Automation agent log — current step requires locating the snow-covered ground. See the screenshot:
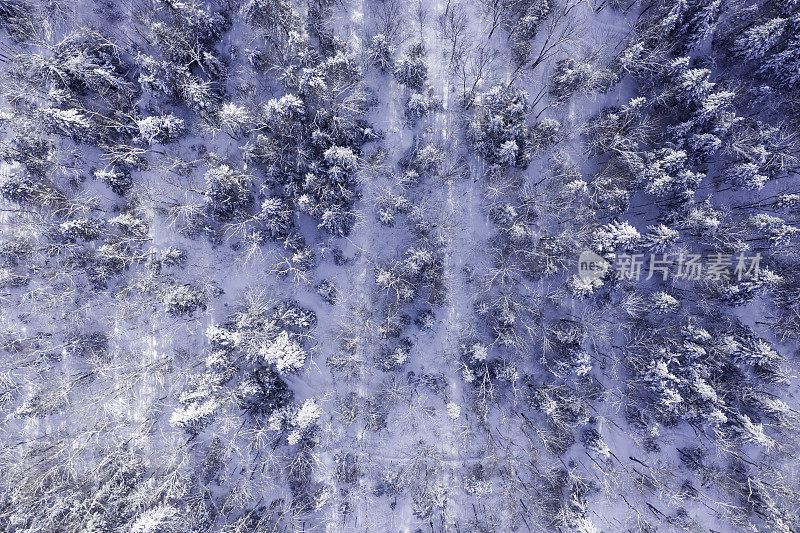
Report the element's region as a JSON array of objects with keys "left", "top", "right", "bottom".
[{"left": 0, "top": 0, "right": 799, "bottom": 531}]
